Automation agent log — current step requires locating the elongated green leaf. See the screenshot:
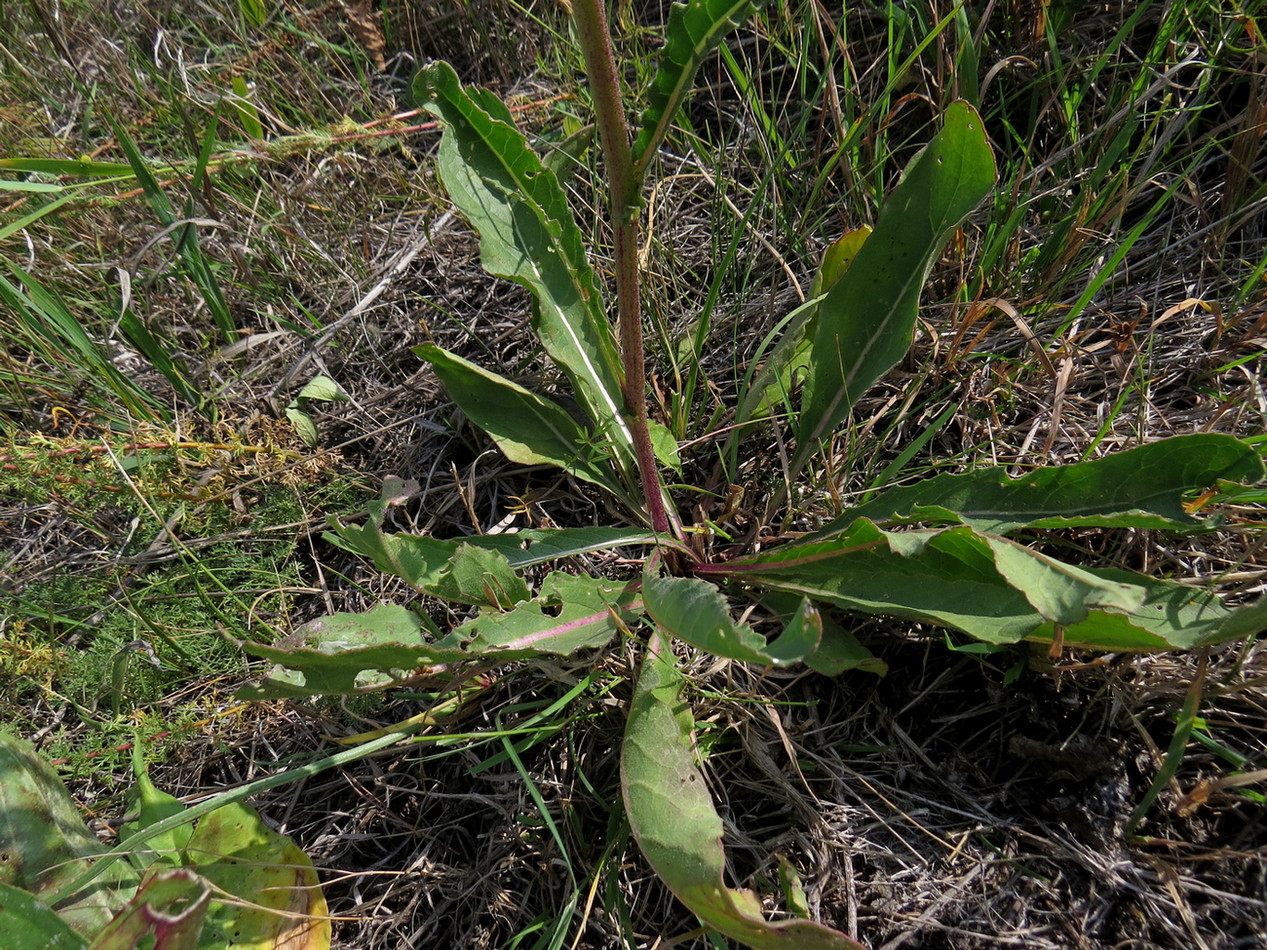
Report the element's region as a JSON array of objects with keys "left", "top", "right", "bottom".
[
  {"left": 328, "top": 519, "right": 690, "bottom": 593},
  {"left": 108, "top": 115, "right": 236, "bottom": 340},
  {"left": 631, "top": 0, "right": 771, "bottom": 178},
  {"left": 706, "top": 520, "right": 1266, "bottom": 651},
  {"left": 413, "top": 62, "right": 633, "bottom": 468},
  {"left": 418, "top": 343, "right": 621, "bottom": 493},
  {"left": 241, "top": 574, "right": 639, "bottom": 697},
  {"left": 642, "top": 573, "right": 818, "bottom": 666},
  {"left": 814, "top": 434, "right": 1264, "bottom": 536},
  {"left": 622, "top": 637, "right": 864, "bottom": 949},
  {"left": 0, "top": 158, "right": 135, "bottom": 177},
  {"left": 796, "top": 101, "right": 995, "bottom": 466},
  {"left": 0, "top": 264, "right": 164, "bottom": 421}
]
